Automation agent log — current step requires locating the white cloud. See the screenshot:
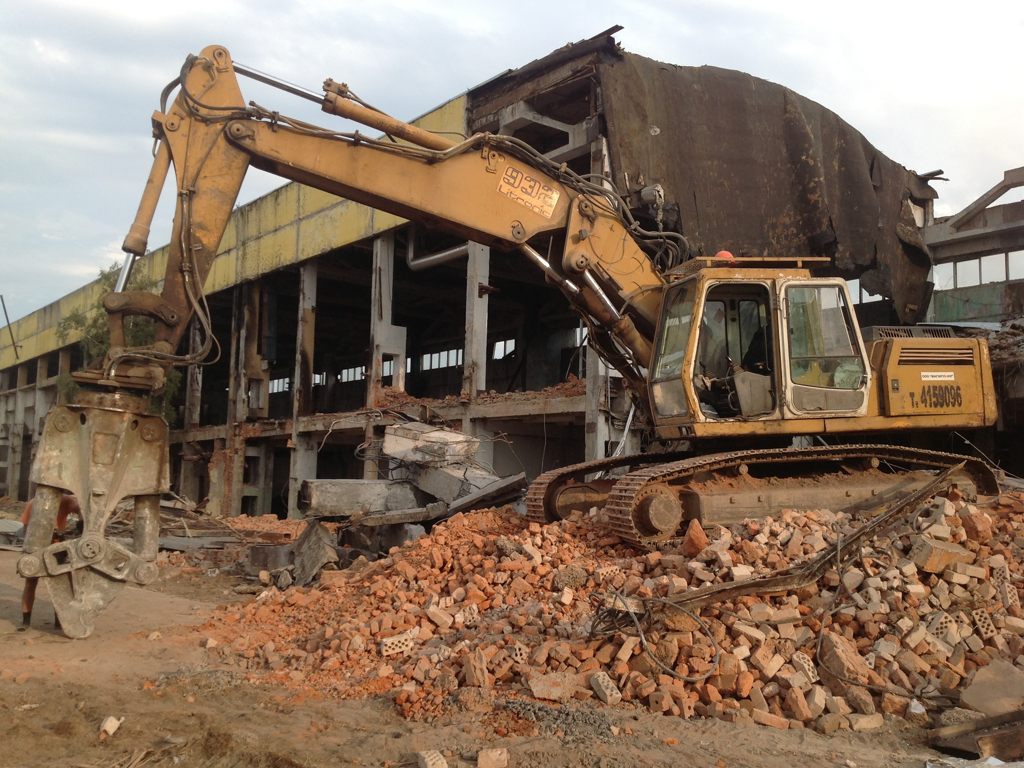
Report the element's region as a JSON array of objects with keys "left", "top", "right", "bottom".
[
  {"left": 0, "top": 0, "right": 1020, "bottom": 323},
  {"left": 30, "top": 38, "right": 71, "bottom": 66}
]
